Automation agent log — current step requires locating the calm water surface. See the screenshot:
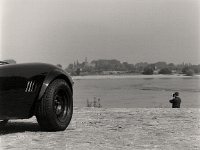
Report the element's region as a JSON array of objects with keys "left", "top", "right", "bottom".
[{"left": 73, "top": 76, "right": 200, "bottom": 108}]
